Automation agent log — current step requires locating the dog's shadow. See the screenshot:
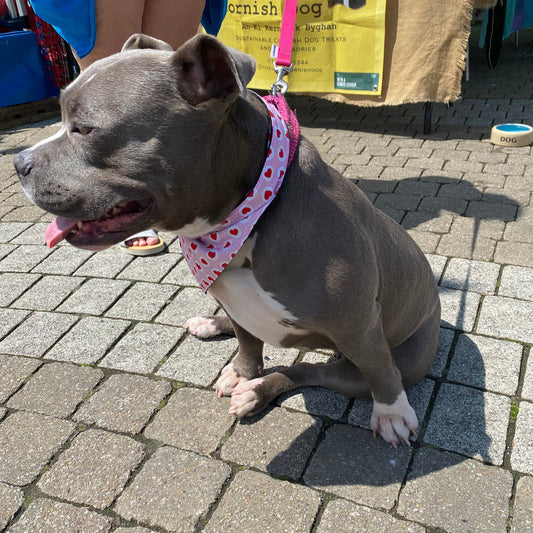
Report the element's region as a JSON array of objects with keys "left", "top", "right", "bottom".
[{"left": 259, "top": 324, "right": 494, "bottom": 490}]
